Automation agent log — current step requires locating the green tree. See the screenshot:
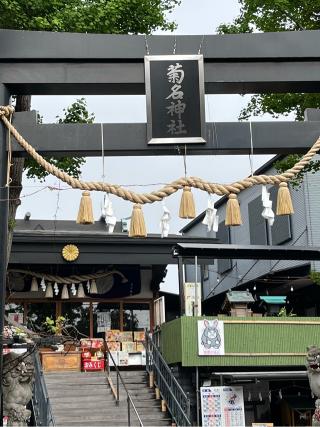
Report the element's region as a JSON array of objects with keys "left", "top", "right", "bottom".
[
  {"left": 25, "top": 98, "right": 93, "bottom": 182},
  {"left": 217, "top": 0, "right": 320, "bottom": 181},
  {"left": 0, "top": 0, "right": 180, "bottom": 261}
]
